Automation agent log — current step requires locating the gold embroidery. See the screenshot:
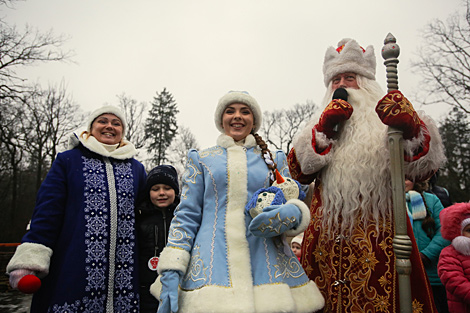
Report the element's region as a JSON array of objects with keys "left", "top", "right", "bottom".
[
  {"left": 168, "top": 221, "right": 192, "bottom": 248},
  {"left": 257, "top": 213, "right": 296, "bottom": 234},
  {"left": 412, "top": 299, "right": 424, "bottom": 313},
  {"left": 376, "top": 93, "right": 421, "bottom": 125},
  {"left": 184, "top": 245, "right": 207, "bottom": 283},
  {"left": 181, "top": 158, "right": 202, "bottom": 200},
  {"left": 199, "top": 146, "right": 223, "bottom": 158},
  {"left": 274, "top": 249, "right": 305, "bottom": 279},
  {"left": 183, "top": 158, "right": 202, "bottom": 184},
  {"left": 373, "top": 295, "right": 390, "bottom": 312}
]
